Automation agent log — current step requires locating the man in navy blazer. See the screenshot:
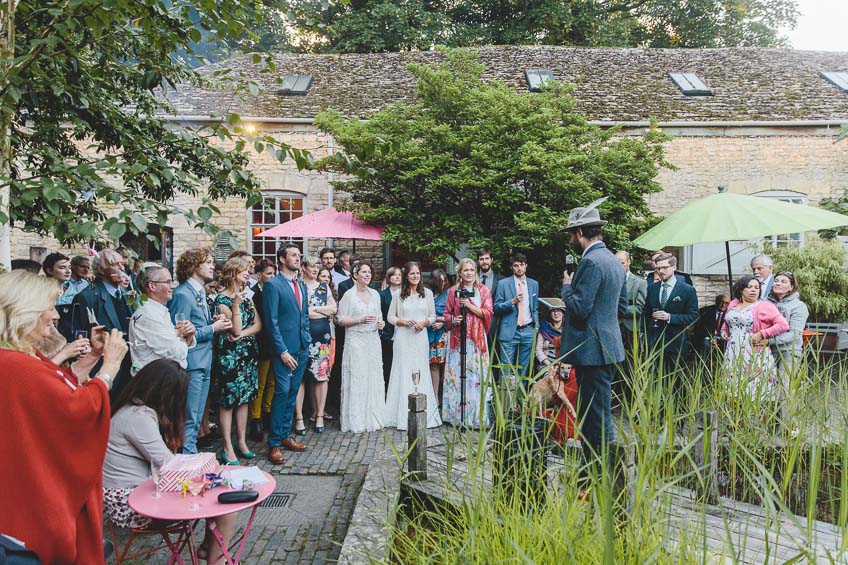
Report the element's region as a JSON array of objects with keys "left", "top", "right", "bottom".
[
  {"left": 169, "top": 248, "right": 231, "bottom": 454},
  {"left": 561, "top": 198, "right": 628, "bottom": 484},
  {"left": 477, "top": 248, "right": 505, "bottom": 342},
  {"left": 72, "top": 248, "right": 135, "bottom": 402},
  {"left": 644, "top": 252, "right": 699, "bottom": 377},
  {"left": 493, "top": 252, "right": 539, "bottom": 384},
  {"left": 263, "top": 243, "right": 312, "bottom": 464}
]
